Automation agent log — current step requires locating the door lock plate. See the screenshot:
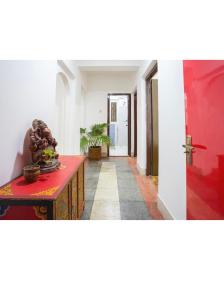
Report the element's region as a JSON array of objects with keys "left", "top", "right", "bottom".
[{"left": 182, "top": 135, "right": 195, "bottom": 165}]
